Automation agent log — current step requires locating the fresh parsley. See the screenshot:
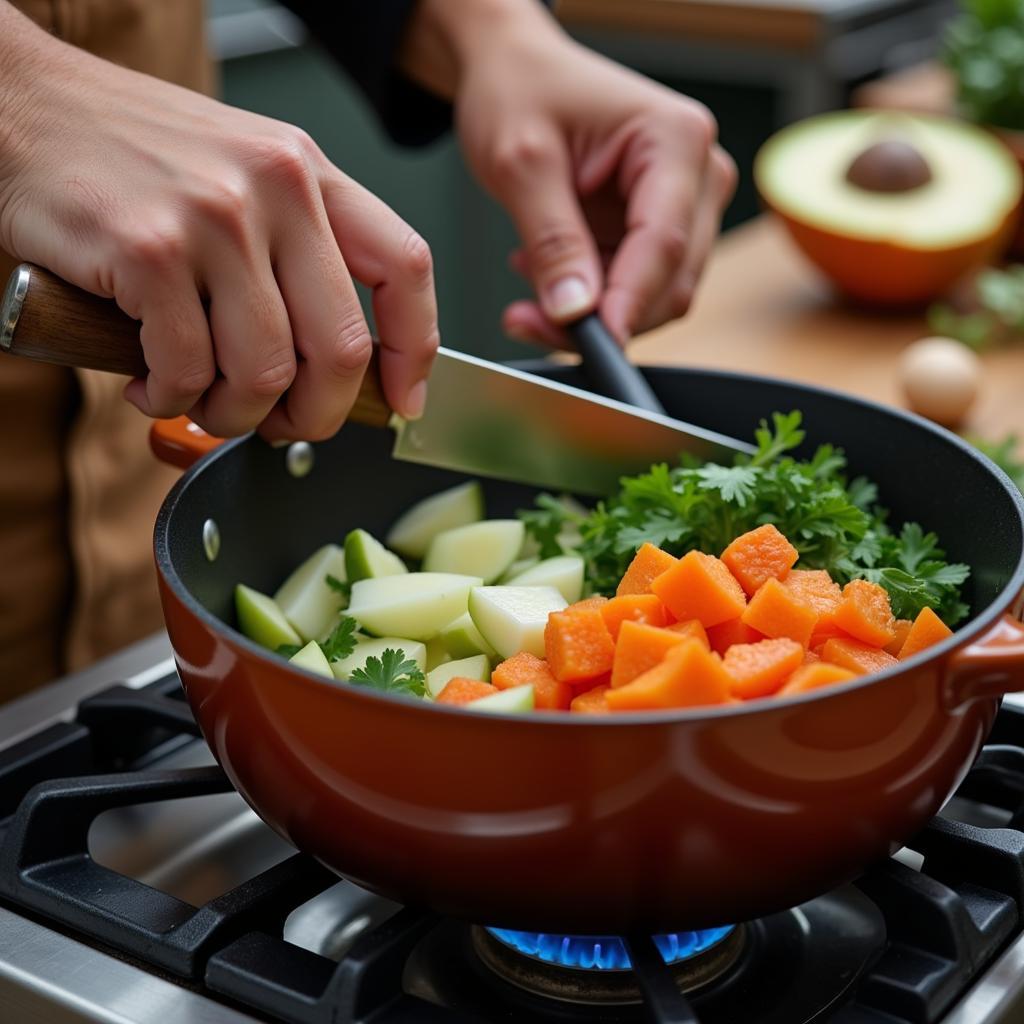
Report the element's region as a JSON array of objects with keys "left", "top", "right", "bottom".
[
  {"left": 321, "top": 616, "right": 359, "bottom": 662},
  {"left": 520, "top": 411, "right": 971, "bottom": 625},
  {"left": 325, "top": 573, "right": 352, "bottom": 601},
  {"left": 276, "top": 643, "right": 303, "bottom": 658},
  {"left": 349, "top": 648, "right": 426, "bottom": 697}
]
